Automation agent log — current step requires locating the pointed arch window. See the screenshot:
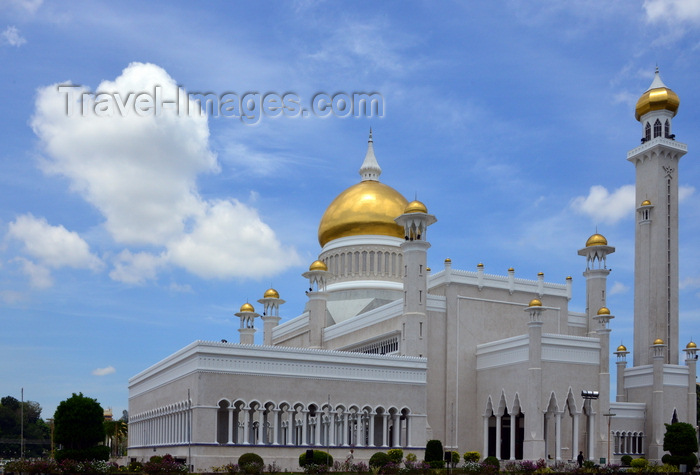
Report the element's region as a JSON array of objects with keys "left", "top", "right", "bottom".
[
  {"left": 653, "top": 119, "right": 662, "bottom": 138},
  {"left": 644, "top": 122, "right": 651, "bottom": 141},
  {"left": 664, "top": 119, "right": 670, "bottom": 138}
]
